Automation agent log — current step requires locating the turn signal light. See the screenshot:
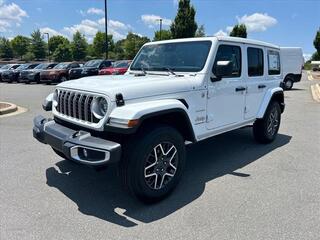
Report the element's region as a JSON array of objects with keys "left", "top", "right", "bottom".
[{"left": 127, "top": 119, "right": 139, "bottom": 128}]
